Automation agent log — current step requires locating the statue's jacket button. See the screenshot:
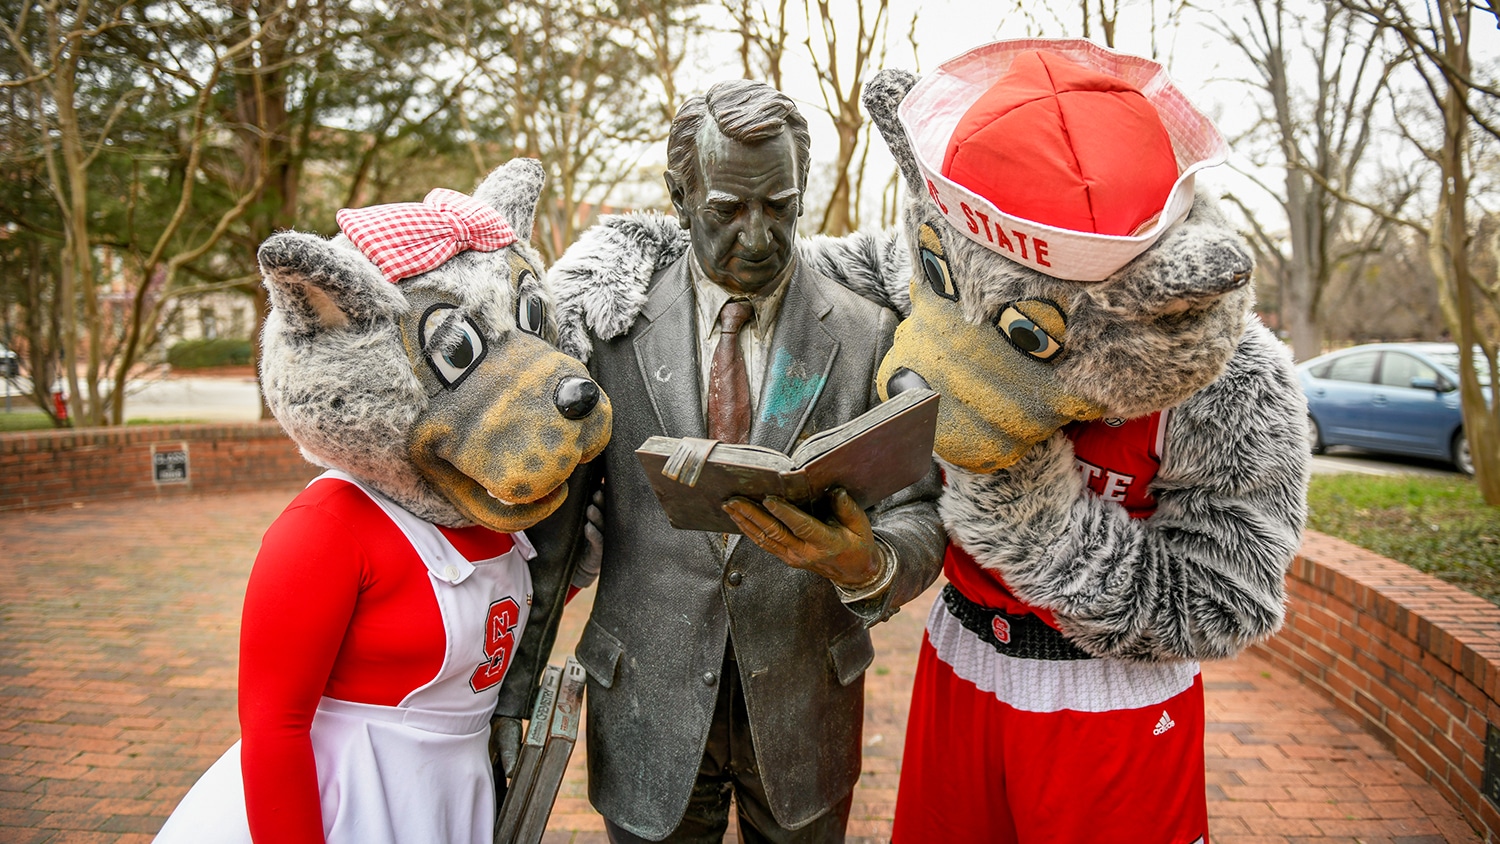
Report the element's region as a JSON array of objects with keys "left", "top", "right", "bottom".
[{"left": 727, "top": 571, "right": 742, "bottom": 586}]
